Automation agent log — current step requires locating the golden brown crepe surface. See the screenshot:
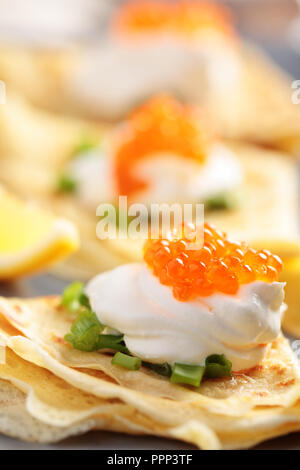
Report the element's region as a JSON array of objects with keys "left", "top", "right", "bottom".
[
  {"left": 281, "top": 257, "right": 300, "bottom": 338},
  {"left": 0, "top": 296, "right": 300, "bottom": 449}
]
